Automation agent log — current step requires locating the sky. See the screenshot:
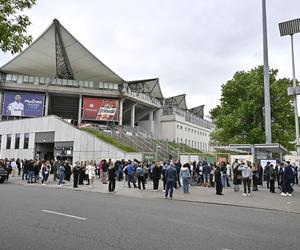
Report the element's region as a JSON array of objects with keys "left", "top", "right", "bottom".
[{"left": 1, "top": 0, "right": 300, "bottom": 116}]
